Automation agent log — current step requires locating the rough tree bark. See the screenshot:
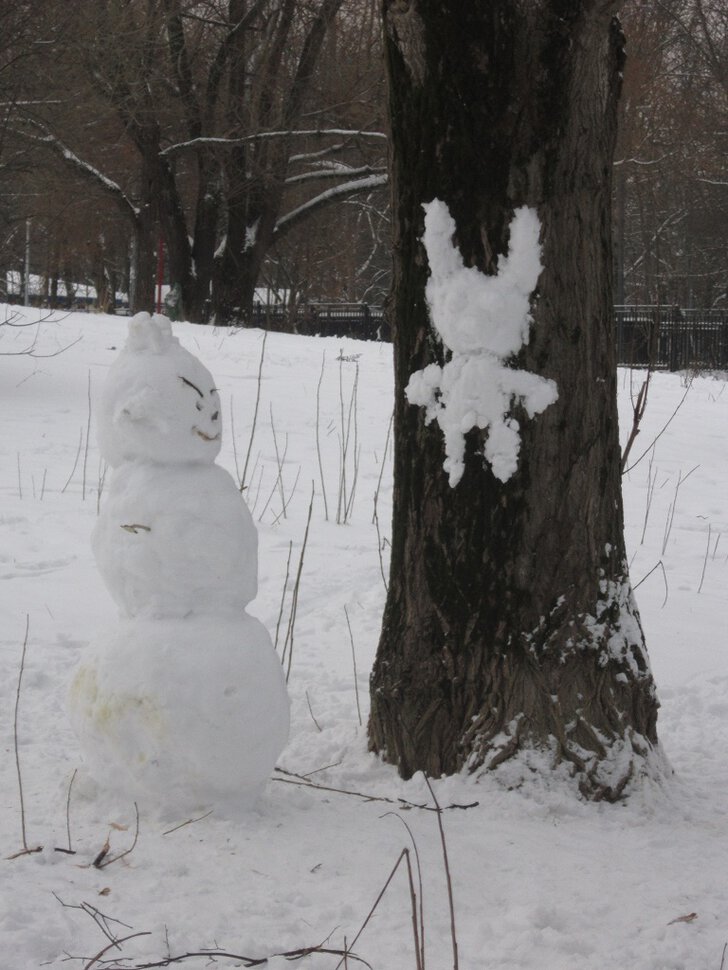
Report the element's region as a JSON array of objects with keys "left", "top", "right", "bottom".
[{"left": 368, "top": 0, "right": 664, "bottom": 800}]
